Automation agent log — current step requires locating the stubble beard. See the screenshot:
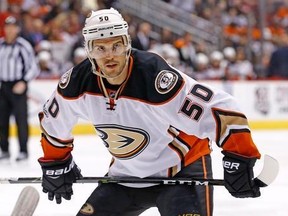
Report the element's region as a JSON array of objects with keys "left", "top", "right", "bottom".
[{"left": 103, "top": 61, "right": 126, "bottom": 79}]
